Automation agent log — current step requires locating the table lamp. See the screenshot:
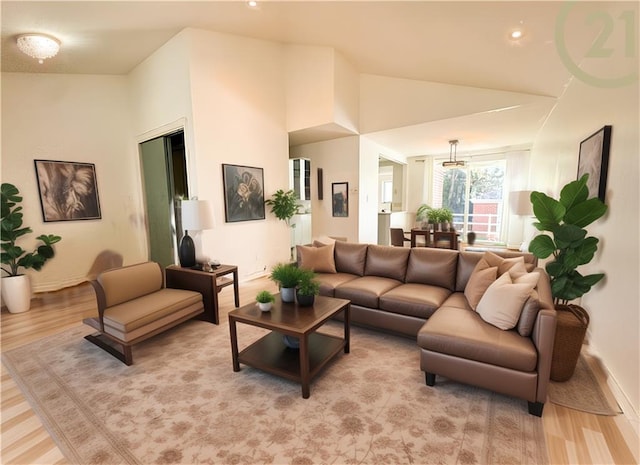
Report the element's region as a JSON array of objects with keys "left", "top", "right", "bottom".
[{"left": 179, "top": 199, "right": 214, "bottom": 267}]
